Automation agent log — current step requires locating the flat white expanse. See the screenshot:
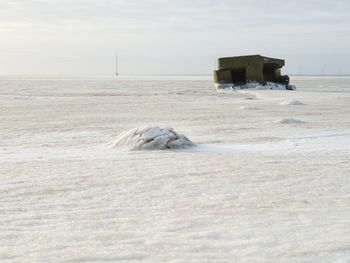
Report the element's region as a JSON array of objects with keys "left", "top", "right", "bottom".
[{"left": 1, "top": 76, "right": 350, "bottom": 262}]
